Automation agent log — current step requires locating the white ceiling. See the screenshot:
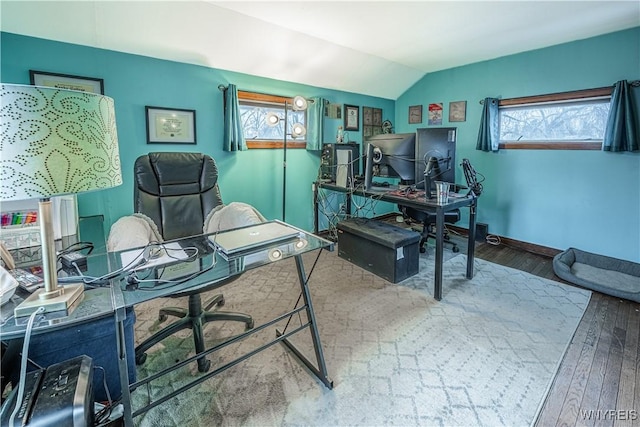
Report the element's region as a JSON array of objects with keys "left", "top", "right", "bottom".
[{"left": 2, "top": 1, "right": 638, "bottom": 100}]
